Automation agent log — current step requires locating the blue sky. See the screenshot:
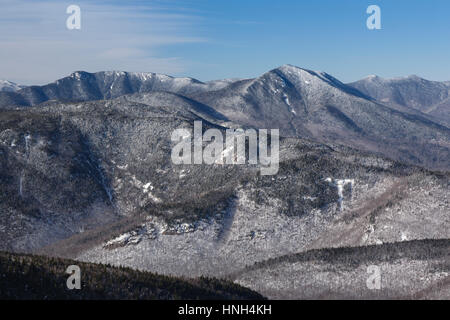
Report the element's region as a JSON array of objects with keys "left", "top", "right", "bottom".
[{"left": 1, "top": 0, "right": 449, "bottom": 84}]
